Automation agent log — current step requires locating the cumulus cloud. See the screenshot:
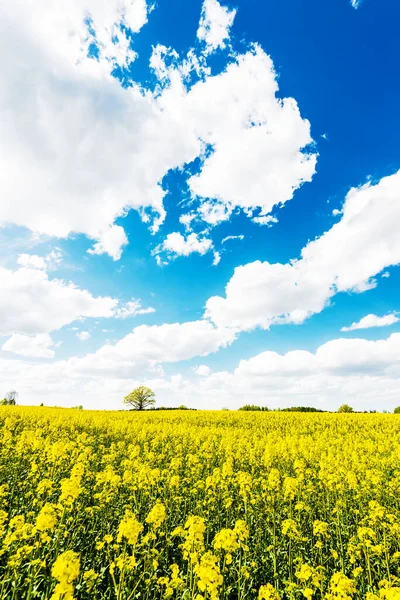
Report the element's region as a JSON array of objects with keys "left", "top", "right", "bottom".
[
  {"left": 87, "top": 226, "right": 128, "bottom": 261},
  {"left": 0, "top": 0, "right": 316, "bottom": 260},
  {"left": 184, "top": 48, "right": 316, "bottom": 227},
  {"left": 212, "top": 251, "right": 221, "bottom": 266},
  {"left": 341, "top": 313, "right": 399, "bottom": 332},
  {"left": 197, "top": 0, "right": 236, "bottom": 54},
  {"left": 0, "top": 0, "right": 196, "bottom": 259},
  {"left": 0, "top": 321, "right": 236, "bottom": 400},
  {"left": 253, "top": 215, "right": 278, "bottom": 226},
  {"left": 70, "top": 320, "right": 237, "bottom": 376},
  {"left": 194, "top": 364, "right": 212, "bottom": 376},
  {"left": 206, "top": 170, "right": 400, "bottom": 331},
  {"left": 4, "top": 333, "right": 400, "bottom": 411},
  {"left": 2, "top": 333, "right": 58, "bottom": 358},
  {"left": 151, "top": 333, "right": 400, "bottom": 410},
  {"left": 76, "top": 331, "right": 91, "bottom": 341},
  {"left": 350, "top": 0, "right": 362, "bottom": 8},
  {"left": 17, "top": 250, "right": 62, "bottom": 271},
  {"left": 155, "top": 232, "right": 213, "bottom": 261},
  {"left": 0, "top": 266, "right": 118, "bottom": 336},
  {"left": 113, "top": 300, "right": 155, "bottom": 319}
]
